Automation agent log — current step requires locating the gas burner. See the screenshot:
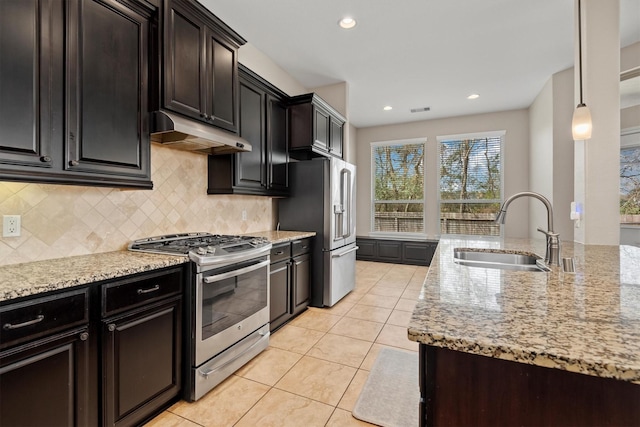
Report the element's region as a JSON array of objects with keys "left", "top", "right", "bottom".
[{"left": 128, "top": 232, "right": 271, "bottom": 266}]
